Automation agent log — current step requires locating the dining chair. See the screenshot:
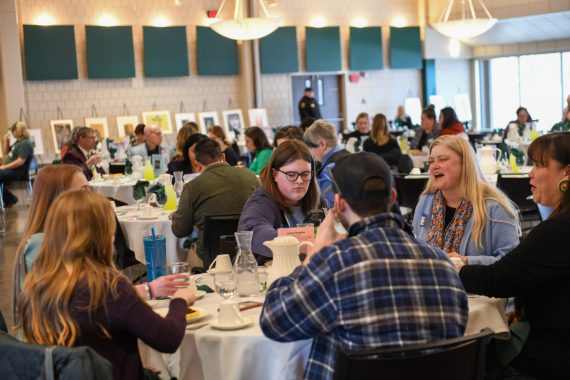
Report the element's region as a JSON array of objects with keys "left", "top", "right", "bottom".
[
  {"left": 202, "top": 213, "right": 241, "bottom": 270},
  {"left": 496, "top": 174, "right": 540, "bottom": 235},
  {"left": 393, "top": 174, "right": 429, "bottom": 222},
  {"left": 333, "top": 328, "right": 494, "bottom": 380}
]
